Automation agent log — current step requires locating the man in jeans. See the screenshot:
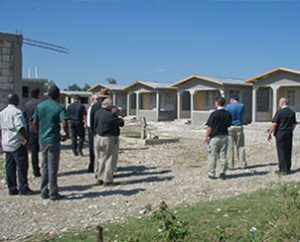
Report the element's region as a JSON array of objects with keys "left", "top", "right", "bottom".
[
  {"left": 0, "top": 93, "right": 33, "bottom": 195},
  {"left": 33, "top": 85, "right": 70, "bottom": 200},
  {"left": 205, "top": 96, "right": 232, "bottom": 180},
  {"left": 225, "top": 94, "right": 247, "bottom": 169},
  {"left": 24, "top": 88, "right": 42, "bottom": 177}
]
